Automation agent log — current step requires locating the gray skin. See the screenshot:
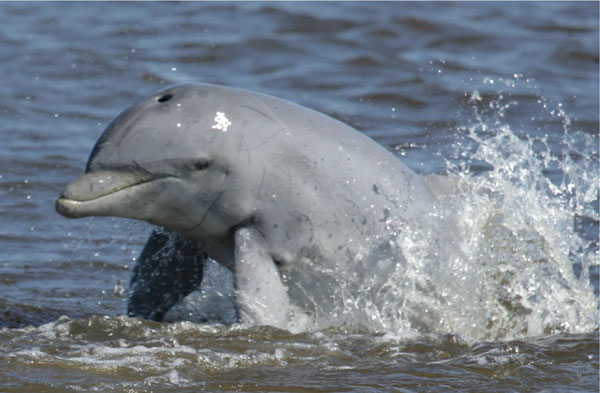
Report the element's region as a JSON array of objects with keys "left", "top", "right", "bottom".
[{"left": 56, "top": 83, "right": 435, "bottom": 328}]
